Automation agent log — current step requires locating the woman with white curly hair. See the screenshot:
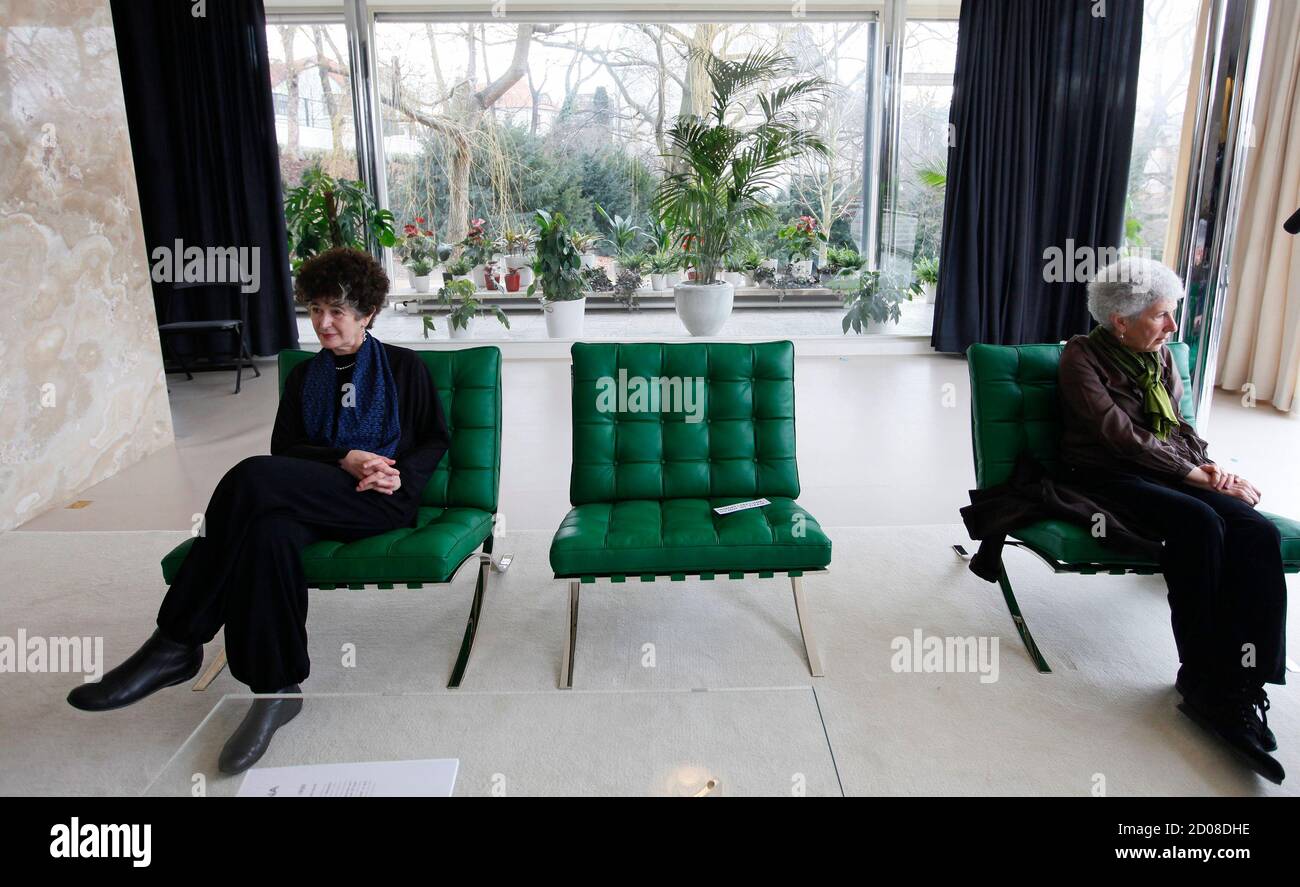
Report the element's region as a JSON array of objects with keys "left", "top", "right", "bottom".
[{"left": 1058, "top": 256, "right": 1287, "bottom": 783}]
